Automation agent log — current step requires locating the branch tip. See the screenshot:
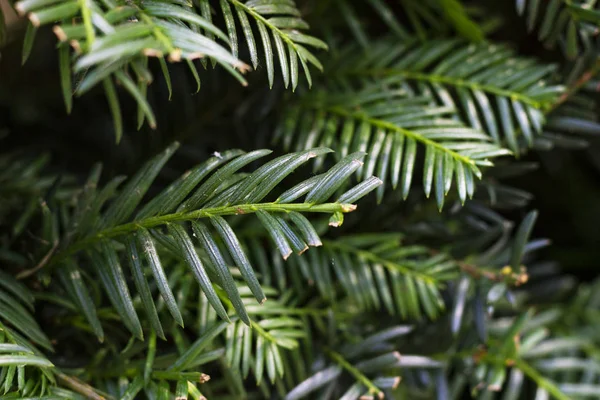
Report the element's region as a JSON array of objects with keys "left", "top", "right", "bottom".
[
  {"left": 28, "top": 13, "right": 40, "bottom": 27},
  {"left": 53, "top": 26, "right": 67, "bottom": 42},
  {"left": 14, "top": 2, "right": 26, "bottom": 16}
]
